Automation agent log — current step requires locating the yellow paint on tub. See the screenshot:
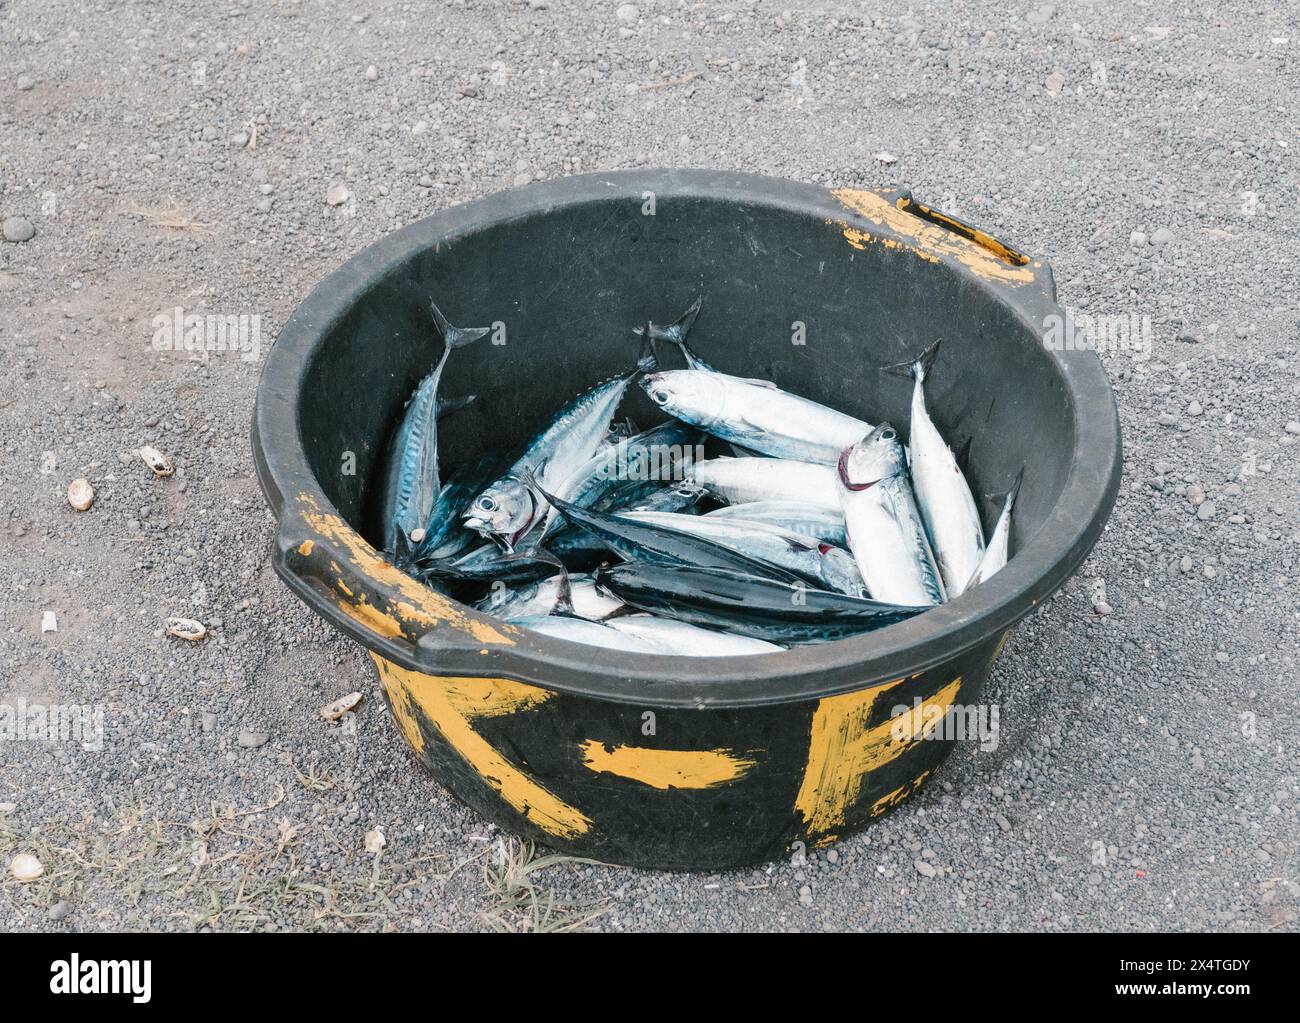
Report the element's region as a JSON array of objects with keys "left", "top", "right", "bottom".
[
  {"left": 870, "top": 769, "right": 933, "bottom": 818},
  {"left": 295, "top": 492, "right": 517, "bottom": 647},
  {"left": 795, "top": 676, "right": 962, "bottom": 839},
  {"left": 371, "top": 655, "right": 591, "bottom": 839},
  {"left": 830, "top": 188, "right": 1036, "bottom": 286},
  {"left": 578, "top": 740, "right": 758, "bottom": 790}
]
